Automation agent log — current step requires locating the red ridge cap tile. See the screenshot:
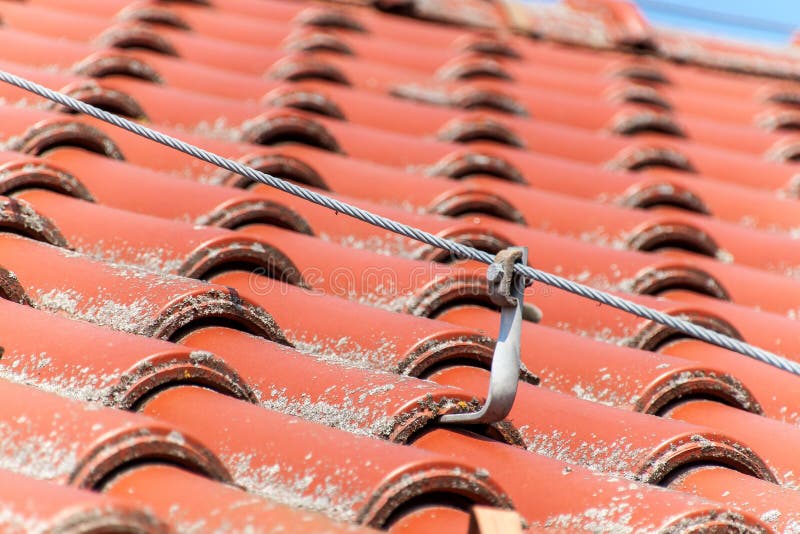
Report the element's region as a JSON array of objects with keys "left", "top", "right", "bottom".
[
  {"left": 0, "top": 469, "right": 167, "bottom": 533},
  {"left": 138, "top": 385, "right": 513, "bottom": 528},
  {"left": 513, "top": 3, "right": 800, "bottom": 82},
  {"left": 655, "top": 29, "right": 800, "bottom": 81},
  {"left": 564, "top": 0, "right": 652, "bottom": 49}
]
